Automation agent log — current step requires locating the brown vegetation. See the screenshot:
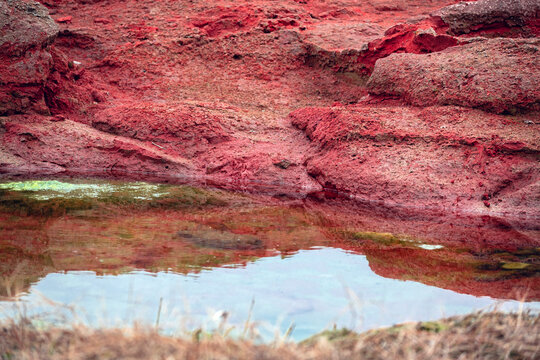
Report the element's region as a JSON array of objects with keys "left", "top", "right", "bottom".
[{"left": 1, "top": 311, "right": 538, "bottom": 359}]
